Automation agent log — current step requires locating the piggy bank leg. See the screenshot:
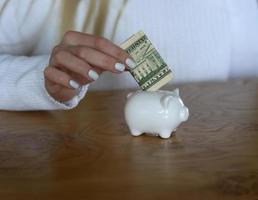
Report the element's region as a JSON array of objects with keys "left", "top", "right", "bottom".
[
  {"left": 159, "top": 130, "right": 172, "bottom": 139},
  {"left": 129, "top": 128, "right": 142, "bottom": 137}
]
